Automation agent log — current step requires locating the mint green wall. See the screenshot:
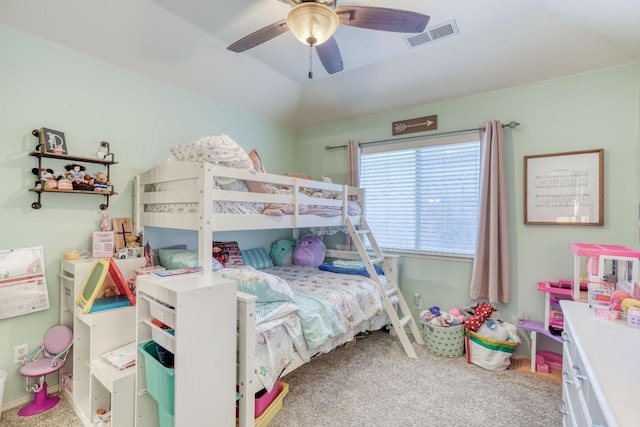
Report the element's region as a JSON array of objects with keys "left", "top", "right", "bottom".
[
  {"left": 296, "top": 64, "right": 640, "bottom": 352},
  {"left": 2, "top": 22, "right": 639, "bottom": 407},
  {"left": 0, "top": 25, "right": 295, "bottom": 404}
]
